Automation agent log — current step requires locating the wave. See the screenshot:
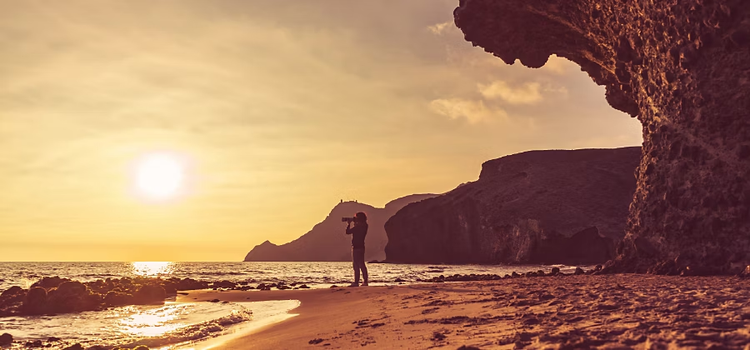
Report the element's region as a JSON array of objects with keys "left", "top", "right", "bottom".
[
  {"left": 112, "top": 308, "right": 253, "bottom": 349},
  {"left": 192, "top": 271, "right": 251, "bottom": 276}
]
